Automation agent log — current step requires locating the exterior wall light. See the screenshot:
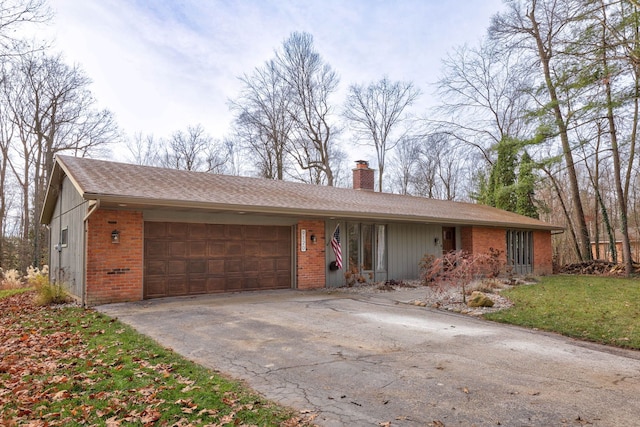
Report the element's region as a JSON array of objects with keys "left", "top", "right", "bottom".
[
  {"left": 310, "top": 234, "right": 317, "bottom": 243},
  {"left": 111, "top": 229, "right": 120, "bottom": 244}
]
